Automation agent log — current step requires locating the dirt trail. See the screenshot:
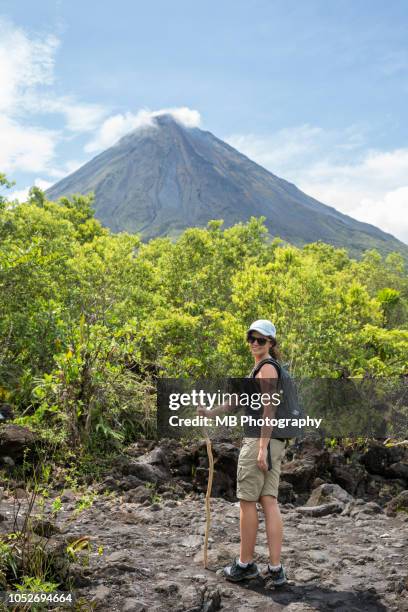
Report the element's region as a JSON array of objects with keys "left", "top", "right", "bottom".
[{"left": 3, "top": 490, "right": 404, "bottom": 611}]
